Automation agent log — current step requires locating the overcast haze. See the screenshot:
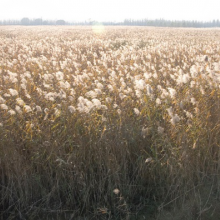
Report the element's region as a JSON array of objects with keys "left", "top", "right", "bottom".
[{"left": 0, "top": 0, "right": 220, "bottom": 22}]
